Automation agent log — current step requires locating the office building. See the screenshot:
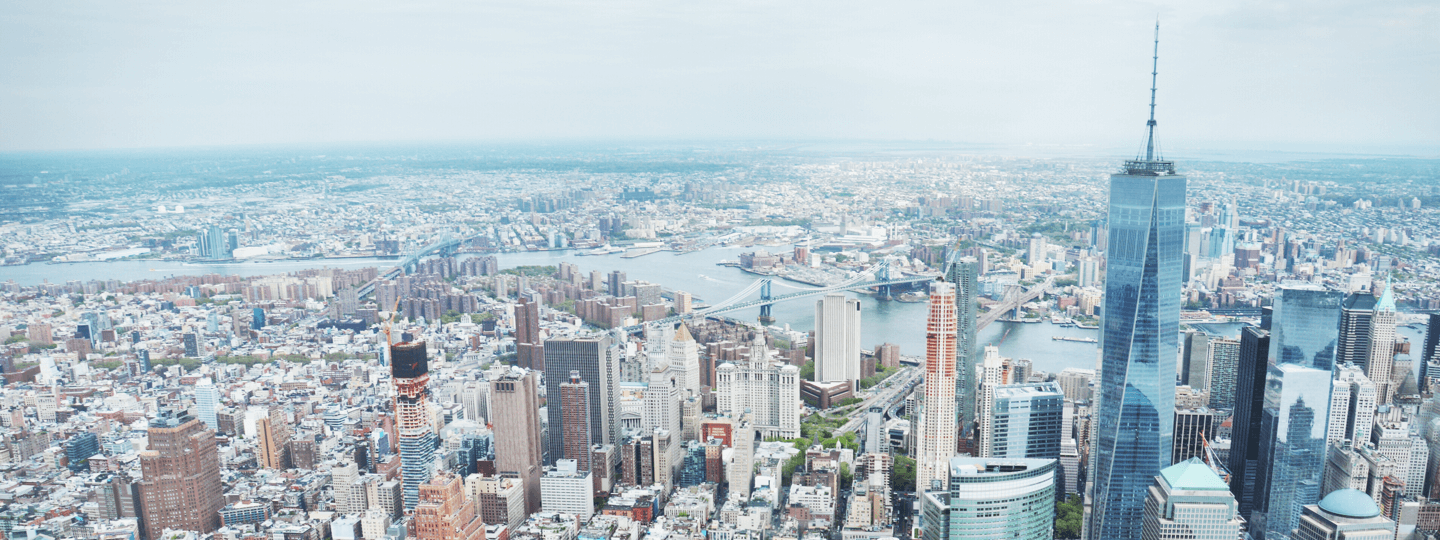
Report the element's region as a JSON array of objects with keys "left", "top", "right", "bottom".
[
  {"left": 667, "top": 323, "right": 701, "bottom": 397},
  {"left": 195, "top": 378, "right": 220, "bottom": 431},
  {"left": 1173, "top": 408, "right": 1218, "bottom": 464},
  {"left": 468, "top": 474, "right": 526, "bottom": 530},
  {"left": 541, "top": 459, "right": 596, "bottom": 520},
  {"left": 1229, "top": 325, "right": 1271, "bottom": 517},
  {"left": 1421, "top": 313, "right": 1440, "bottom": 393},
  {"left": 946, "top": 255, "right": 981, "bottom": 439},
  {"left": 1255, "top": 363, "right": 1334, "bottom": 540},
  {"left": 138, "top": 413, "right": 224, "bottom": 540},
  {"left": 815, "top": 292, "right": 862, "bottom": 387},
  {"left": 559, "top": 371, "right": 593, "bottom": 470},
  {"left": 917, "top": 281, "right": 958, "bottom": 493},
  {"left": 1181, "top": 330, "right": 1211, "bottom": 391},
  {"left": 65, "top": 432, "right": 99, "bottom": 473},
  {"left": 256, "top": 405, "right": 290, "bottom": 470},
  {"left": 645, "top": 361, "right": 683, "bottom": 488},
  {"left": 1208, "top": 337, "right": 1240, "bottom": 411},
  {"left": 1056, "top": 368, "right": 1094, "bottom": 403},
  {"left": 728, "top": 415, "right": 757, "bottom": 498},
  {"left": 985, "top": 382, "right": 1064, "bottom": 460},
  {"left": 544, "top": 336, "right": 620, "bottom": 463},
  {"left": 1140, "top": 458, "right": 1244, "bottom": 540},
  {"left": 976, "top": 346, "right": 1006, "bottom": 457},
  {"left": 393, "top": 341, "right": 439, "bottom": 509},
  {"left": 413, "top": 472, "right": 485, "bottom": 540},
  {"left": 491, "top": 369, "right": 543, "bottom": 514},
  {"left": 1292, "top": 489, "right": 1394, "bottom": 540},
  {"left": 920, "top": 457, "right": 1057, "bottom": 540},
  {"left": 515, "top": 297, "right": 543, "bottom": 371},
  {"left": 1270, "top": 284, "right": 1344, "bottom": 370},
  {"left": 714, "top": 335, "right": 801, "bottom": 439},
  {"left": 1336, "top": 292, "right": 1377, "bottom": 370},
  {"left": 1088, "top": 36, "right": 1186, "bottom": 538},
  {"left": 1327, "top": 365, "right": 1376, "bottom": 446},
  {"left": 1366, "top": 285, "right": 1397, "bottom": 404}
]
